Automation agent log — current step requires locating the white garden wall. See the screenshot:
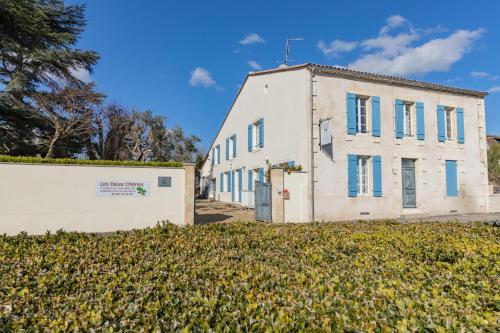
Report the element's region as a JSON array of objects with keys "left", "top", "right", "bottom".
[
  {"left": 0, "top": 163, "right": 194, "bottom": 235},
  {"left": 488, "top": 195, "right": 500, "bottom": 213},
  {"left": 284, "top": 171, "right": 308, "bottom": 222}
]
